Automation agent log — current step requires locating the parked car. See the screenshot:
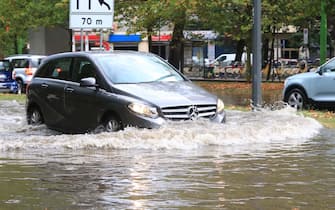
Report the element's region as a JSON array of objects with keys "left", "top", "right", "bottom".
[
  {"left": 205, "top": 54, "right": 236, "bottom": 68},
  {"left": 205, "top": 53, "right": 251, "bottom": 69},
  {"left": 283, "top": 57, "right": 335, "bottom": 109},
  {"left": 26, "top": 51, "right": 226, "bottom": 133},
  {"left": 5, "top": 54, "right": 46, "bottom": 93},
  {"left": 0, "top": 60, "right": 18, "bottom": 93}
]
